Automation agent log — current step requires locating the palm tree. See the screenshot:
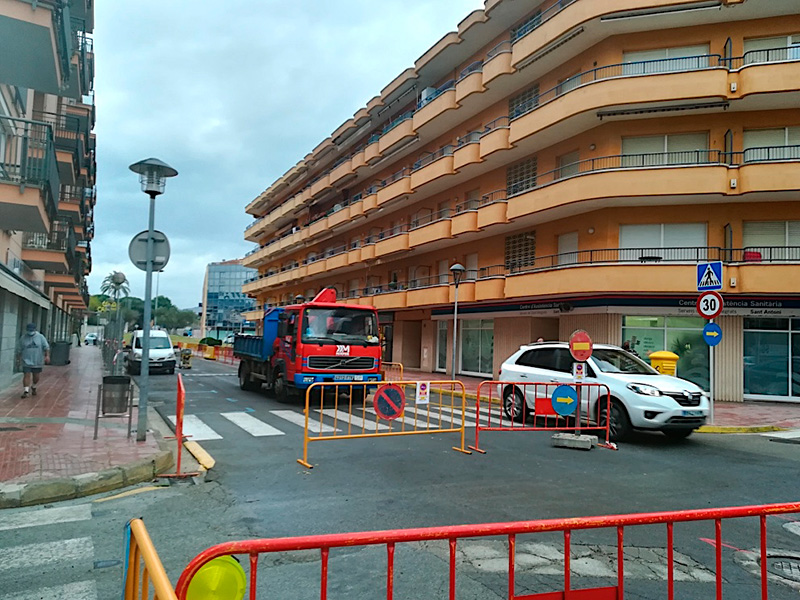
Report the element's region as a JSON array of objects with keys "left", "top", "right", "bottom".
[{"left": 100, "top": 272, "right": 129, "bottom": 345}]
